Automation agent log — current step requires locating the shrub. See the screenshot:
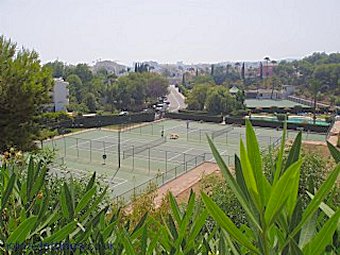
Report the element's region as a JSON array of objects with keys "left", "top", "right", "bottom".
[
  {"left": 276, "top": 113, "right": 288, "bottom": 121},
  {"left": 202, "top": 120, "right": 340, "bottom": 254}
]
